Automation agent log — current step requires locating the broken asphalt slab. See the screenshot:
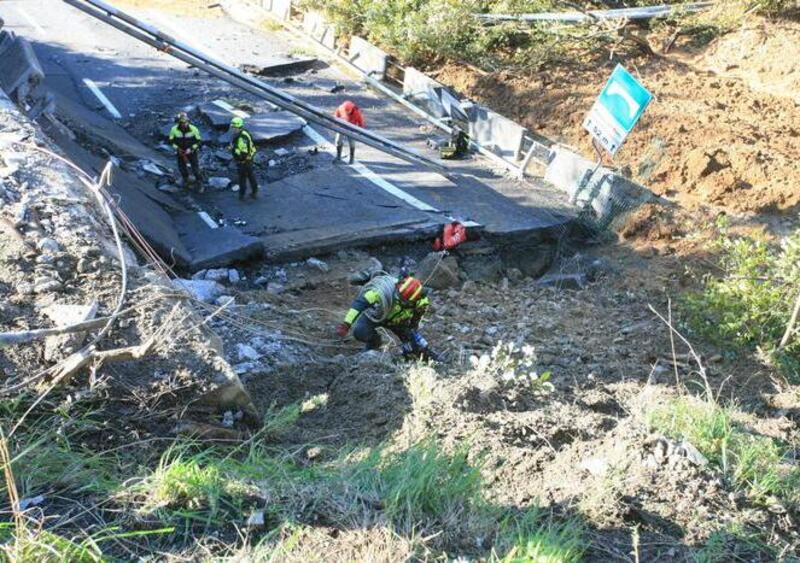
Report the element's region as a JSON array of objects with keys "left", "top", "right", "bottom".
[
  {"left": 196, "top": 165, "right": 447, "bottom": 259},
  {"left": 240, "top": 56, "right": 318, "bottom": 76},
  {"left": 51, "top": 91, "right": 174, "bottom": 170},
  {"left": 39, "top": 117, "right": 261, "bottom": 270},
  {"left": 216, "top": 110, "right": 307, "bottom": 144}
]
